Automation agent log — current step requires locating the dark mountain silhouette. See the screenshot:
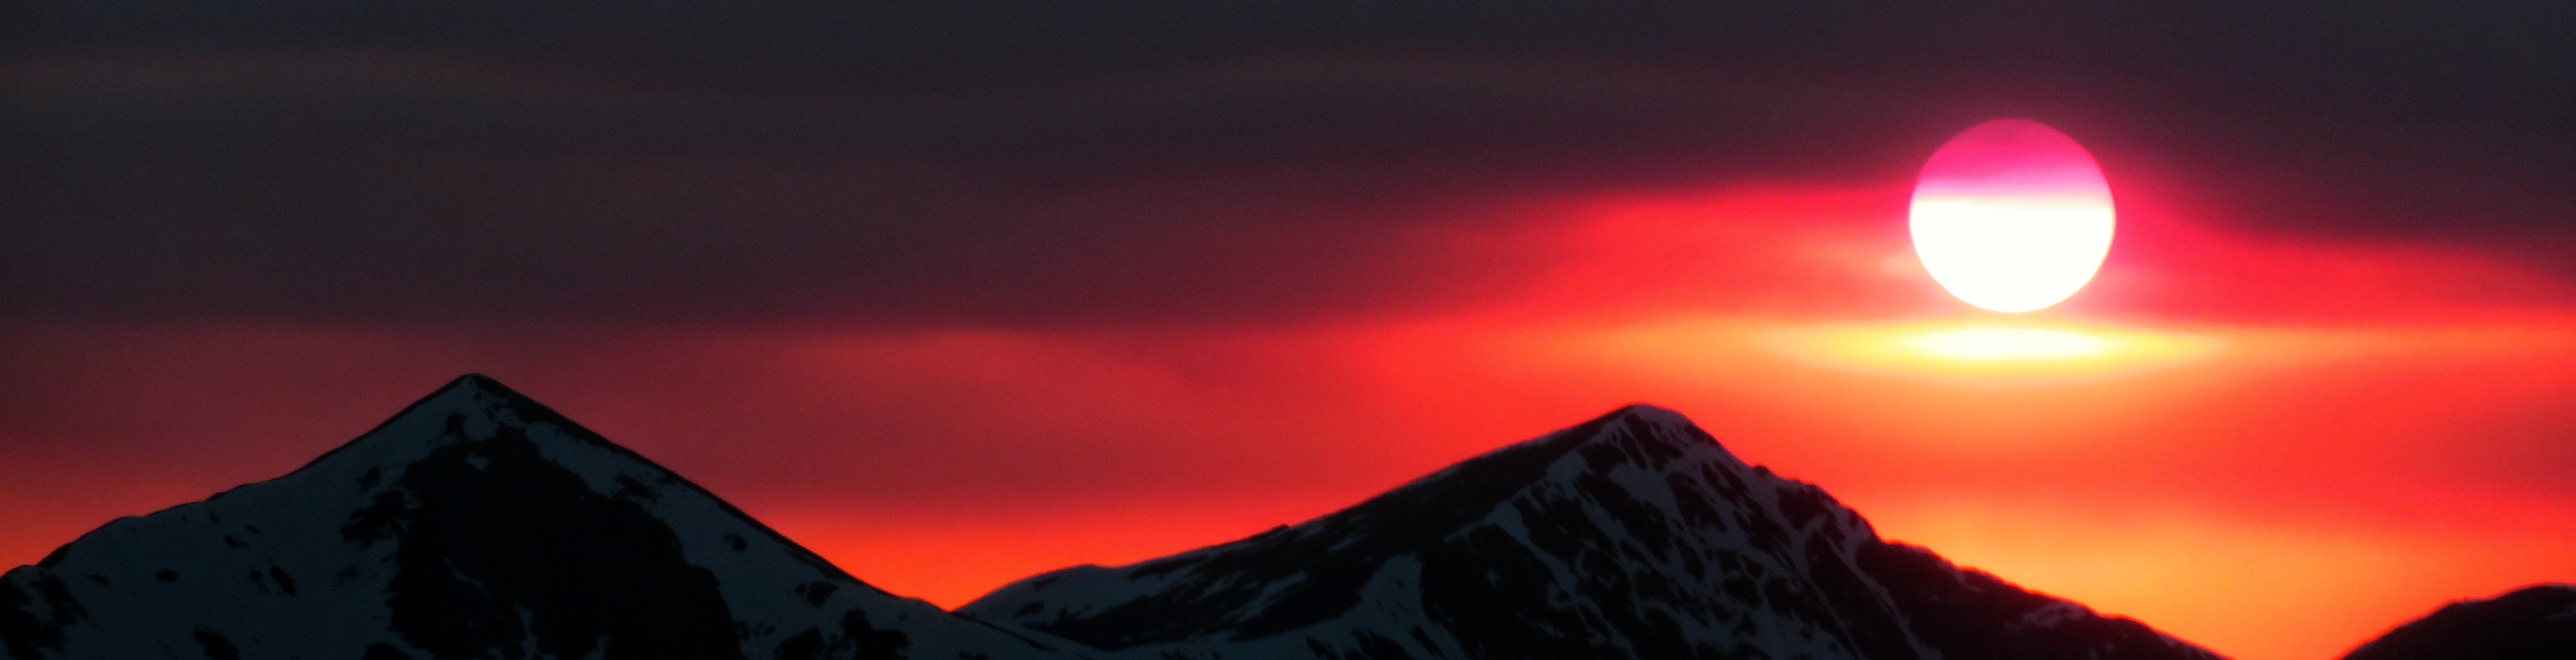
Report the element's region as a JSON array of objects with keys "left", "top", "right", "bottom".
[
  {"left": 2340, "top": 584, "right": 2576, "bottom": 660},
  {"left": 960, "top": 405, "right": 2224, "bottom": 660},
  {"left": 9, "top": 374, "right": 2554, "bottom": 660},
  {"left": 0, "top": 375, "right": 1072, "bottom": 660}
]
